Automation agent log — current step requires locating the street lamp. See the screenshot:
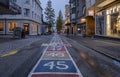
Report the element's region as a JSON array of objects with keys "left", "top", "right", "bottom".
[{"left": 80, "top": 18, "right": 86, "bottom": 23}]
